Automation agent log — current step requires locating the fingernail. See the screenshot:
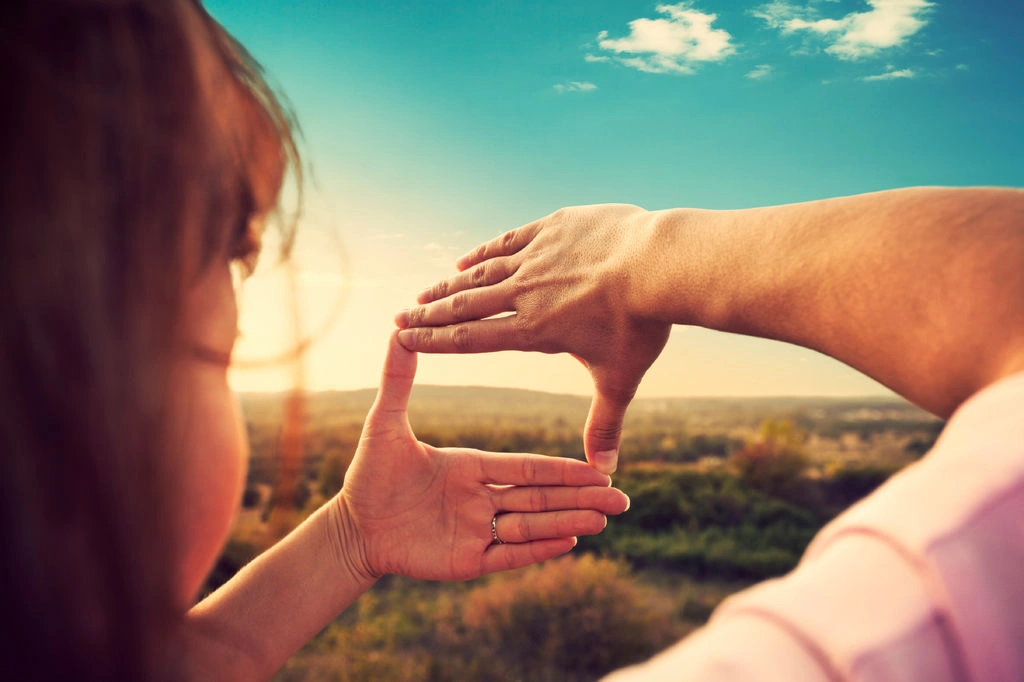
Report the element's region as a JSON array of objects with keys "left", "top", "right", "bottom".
[
  {"left": 622, "top": 494, "right": 631, "bottom": 512},
  {"left": 592, "top": 449, "right": 618, "bottom": 475},
  {"left": 397, "top": 329, "right": 415, "bottom": 349},
  {"left": 394, "top": 309, "right": 410, "bottom": 328},
  {"left": 570, "top": 537, "right": 578, "bottom": 548}
]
